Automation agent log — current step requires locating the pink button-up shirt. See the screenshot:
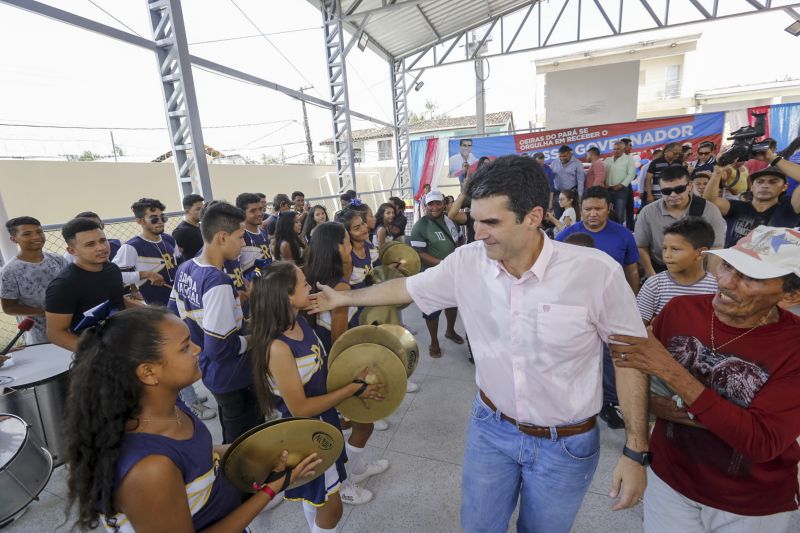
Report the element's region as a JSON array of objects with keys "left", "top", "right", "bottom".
[{"left": 406, "top": 234, "right": 646, "bottom": 426}]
